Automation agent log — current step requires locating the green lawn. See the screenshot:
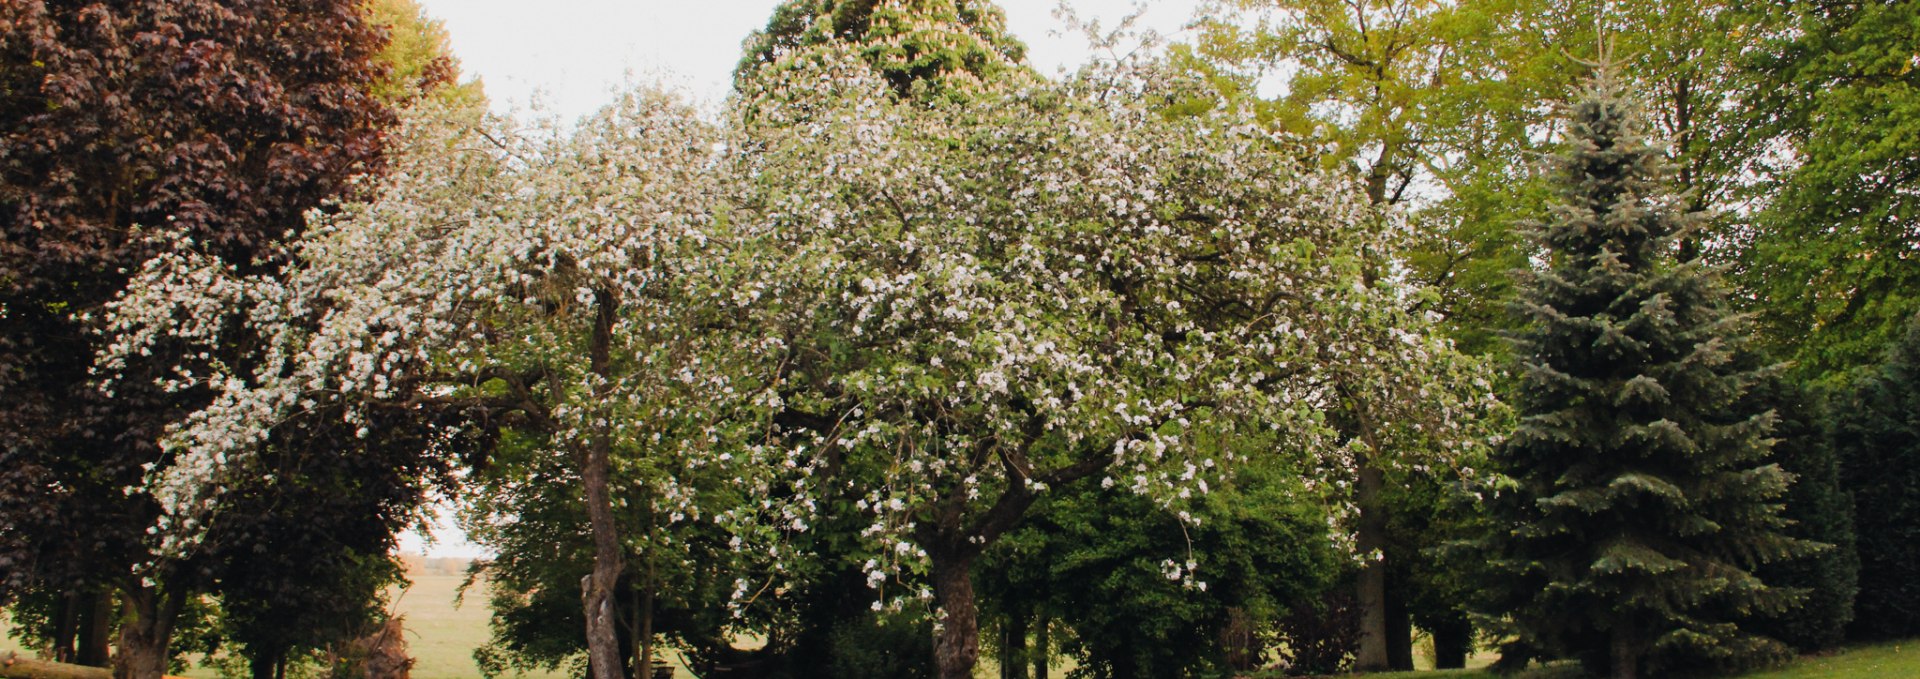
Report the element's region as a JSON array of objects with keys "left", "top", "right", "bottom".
[
  {"left": 0, "top": 573, "right": 575, "bottom": 679},
  {"left": 1256, "top": 640, "right": 1919, "bottom": 679},
  {"left": 12, "top": 603, "right": 1917, "bottom": 679}
]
